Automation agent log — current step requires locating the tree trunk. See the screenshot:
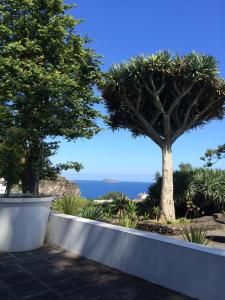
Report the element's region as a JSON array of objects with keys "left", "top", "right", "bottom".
[
  {"left": 160, "top": 144, "right": 175, "bottom": 220},
  {"left": 22, "top": 165, "right": 40, "bottom": 195},
  {"left": 21, "top": 145, "right": 41, "bottom": 195}
]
